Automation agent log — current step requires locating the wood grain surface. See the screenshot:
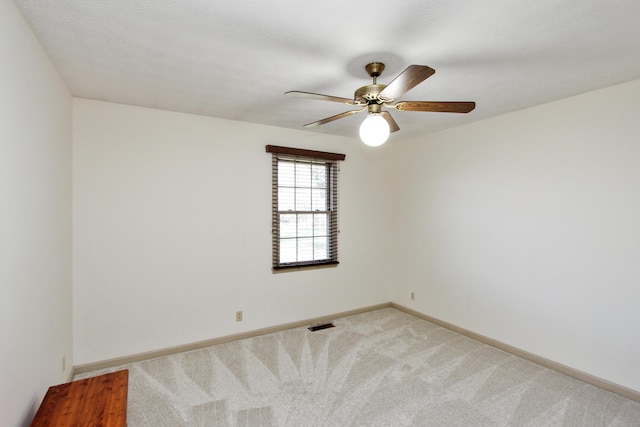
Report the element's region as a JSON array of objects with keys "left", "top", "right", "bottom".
[{"left": 31, "top": 370, "right": 128, "bottom": 427}]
